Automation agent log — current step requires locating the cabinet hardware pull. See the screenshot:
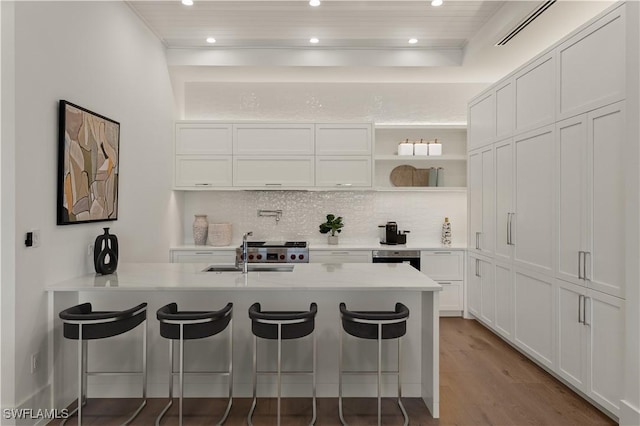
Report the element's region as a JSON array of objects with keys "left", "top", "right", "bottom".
[
  {"left": 578, "top": 294, "right": 584, "bottom": 324},
  {"left": 475, "top": 232, "right": 481, "bottom": 250},
  {"left": 195, "top": 252, "right": 213, "bottom": 255},
  {"left": 265, "top": 183, "right": 282, "bottom": 186},
  {"left": 509, "top": 213, "right": 515, "bottom": 246},
  {"left": 584, "top": 296, "right": 591, "bottom": 326},
  {"left": 335, "top": 183, "right": 353, "bottom": 186},
  {"left": 433, "top": 252, "right": 452, "bottom": 255},
  {"left": 475, "top": 259, "right": 480, "bottom": 277},
  {"left": 578, "top": 251, "right": 584, "bottom": 280},
  {"left": 195, "top": 183, "right": 212, "bottom": 186},
  {"left": 330, "top": 251, "right": 350, "bottom": 255},
  {"left": 439, "top": 281, "right": 452, "bottom": 285},
  {"left": 584, "top": 252, "right": 591, "bottom": 281}
]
